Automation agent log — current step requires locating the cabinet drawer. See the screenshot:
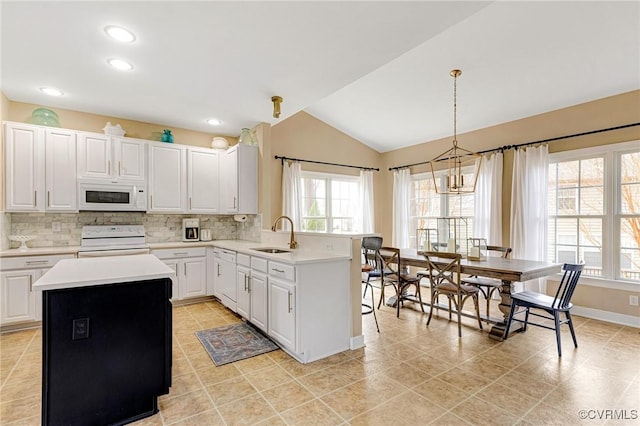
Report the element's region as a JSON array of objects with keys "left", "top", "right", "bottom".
[
  {"left": 237, "top": 253, "right": 251, "bottom": 267},
  {"left": 268, "top": 261, "right": 295, "bottom": 282},
  {"left": 251, "top": 257, "right": 268, "bottom": 273},
  {"left": 1, "top": 254, "right": 74, "bottom": 270},
  {"left": 152, "top": 247, "right": 206, "bottom": 260}
]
